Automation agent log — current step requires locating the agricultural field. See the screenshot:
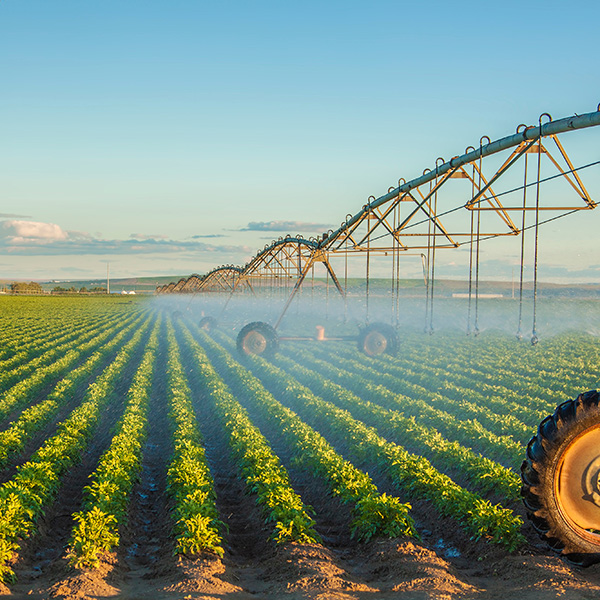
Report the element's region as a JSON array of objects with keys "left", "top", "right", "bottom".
[{"left": 0, "top": 296, "right": 599, "bottom": 599}]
